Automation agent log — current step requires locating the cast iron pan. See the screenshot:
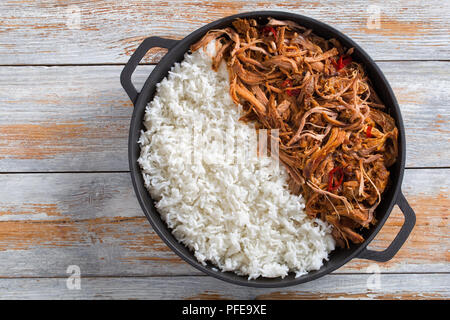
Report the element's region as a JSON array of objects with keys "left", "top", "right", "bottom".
[{"left": 121, "top": 11, "right": 416, "bottom": 288}]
